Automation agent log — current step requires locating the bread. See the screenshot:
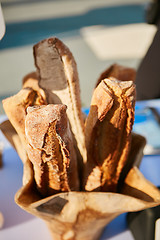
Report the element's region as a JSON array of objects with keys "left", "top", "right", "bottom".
[
  {"left": 22, "top": 72, "right": 46, "bottom": 102},
  {"left": 84, "top": 78, "right": 136, "bottom": 192},
  {"left": 2, "top": 88, "right": 47, "bottom": 151},
  {"left": 25, "top": 104, "right": 80, "bottom": 196},
  {"left": 2, "top": 35, "right": 138, "bottom": 197},
  {"left": 33, "top": 37, "right": 86, "bottom": 171},
  {"left": 96, "top": 64, "right": 136, "bottom": 87}
]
